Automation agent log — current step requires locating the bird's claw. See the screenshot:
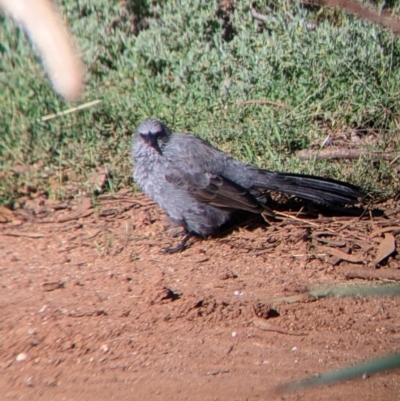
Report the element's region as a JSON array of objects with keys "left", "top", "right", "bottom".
[
  {"left": 160, "top": 232, "right": 193, "bottom": 254},
  {"left": 161, "top": 244, "right": 187, "bottom": 254}
]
